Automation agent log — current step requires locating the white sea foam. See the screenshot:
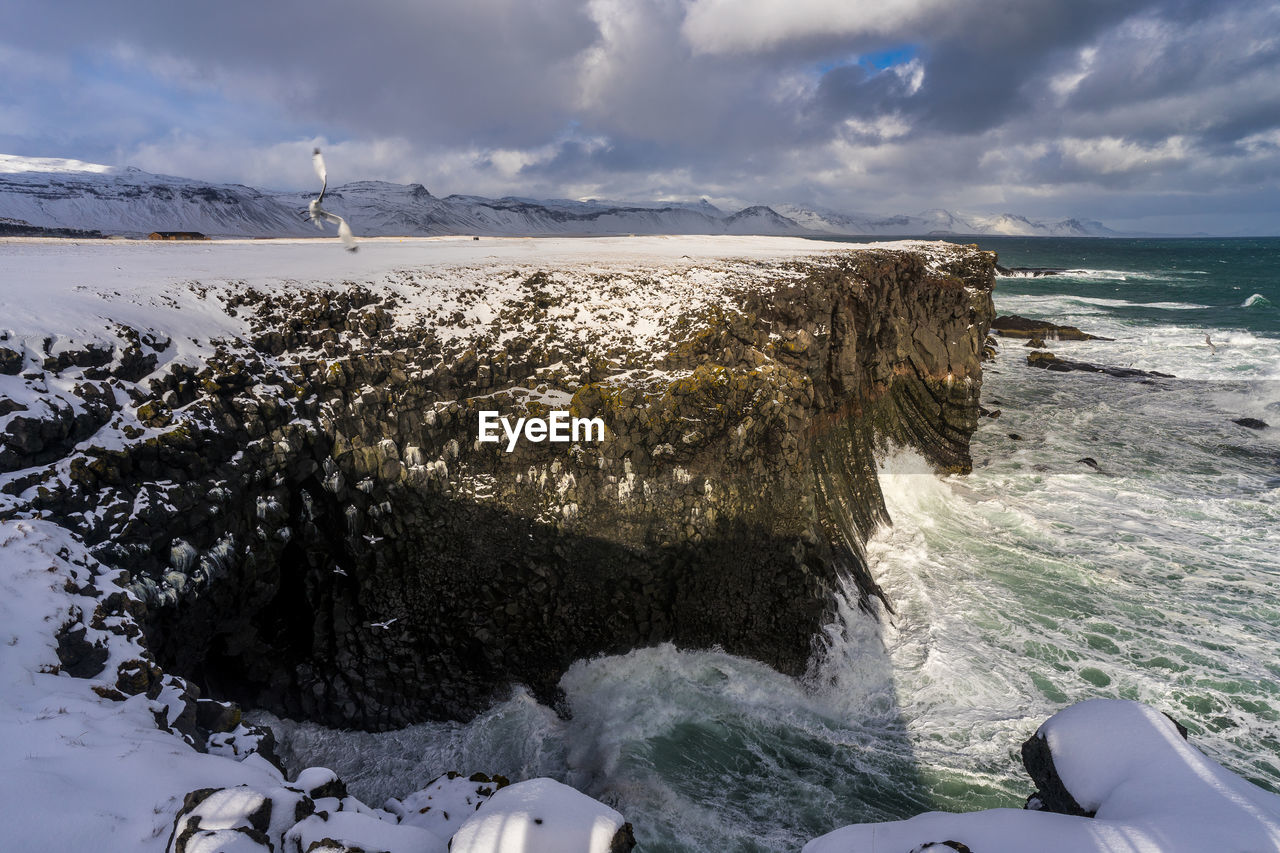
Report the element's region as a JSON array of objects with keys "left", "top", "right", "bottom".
[{"left": 1069, "top": 296, "right": 1210, "bottom": 310}]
